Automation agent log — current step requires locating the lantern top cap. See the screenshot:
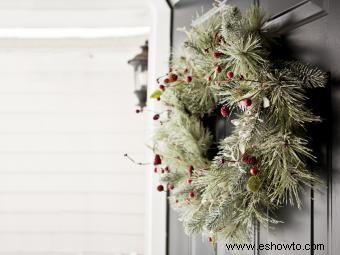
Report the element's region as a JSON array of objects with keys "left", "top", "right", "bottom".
[{"left": 128, "top": 40, "right": 148, "bottom": 67}]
